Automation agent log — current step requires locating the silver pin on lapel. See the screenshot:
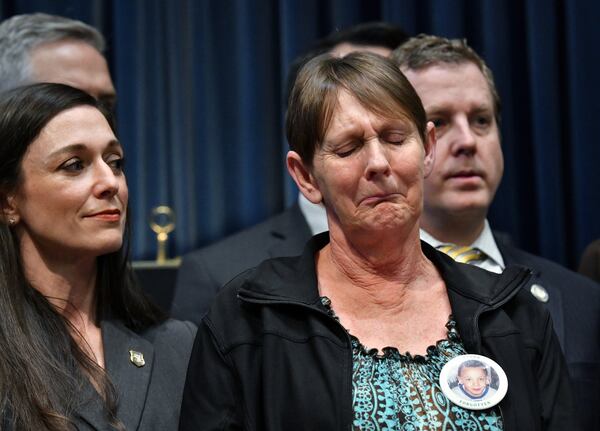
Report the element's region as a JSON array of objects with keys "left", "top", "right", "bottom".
[
  {"left": 530, "top": 284, "right": 549, "bottom": 303},
  {"left": 129, "top": 350, "right": 145, "bottom": 367}
]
